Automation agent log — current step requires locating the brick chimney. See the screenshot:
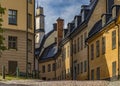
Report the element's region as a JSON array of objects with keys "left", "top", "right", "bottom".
[{"left": 56, "top": 17, "right": 64, "bottom": 47}]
